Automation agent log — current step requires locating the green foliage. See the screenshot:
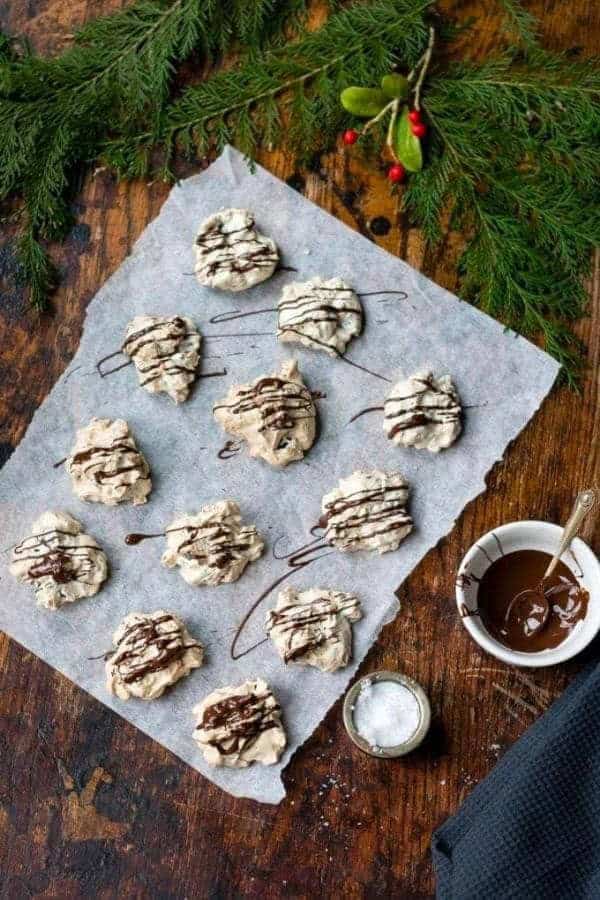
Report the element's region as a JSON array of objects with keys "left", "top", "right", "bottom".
[
  {"left": 154, "top": 0, "right": 432, "bottom": 162},
  {"left": 395, "top": 107, "right": 423, "bottom": 171},
  {"left": 0, "top": 0, "right": 598, "bottom": 385},
  {"left": 403, "top": 50, "right": 600, "bottom": 385},
  {"left": 0, "top": 0, "right": 316, "bottom": 309},
  {"left": 341, "top": 87, "right": 390, "bottom": 117}
]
